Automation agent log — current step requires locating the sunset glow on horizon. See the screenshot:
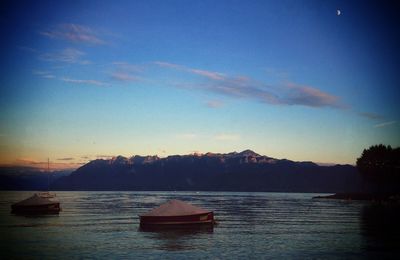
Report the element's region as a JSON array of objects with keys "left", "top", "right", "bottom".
[{"left": 1, "top": 0, "right": 399, "bottom": 170}]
